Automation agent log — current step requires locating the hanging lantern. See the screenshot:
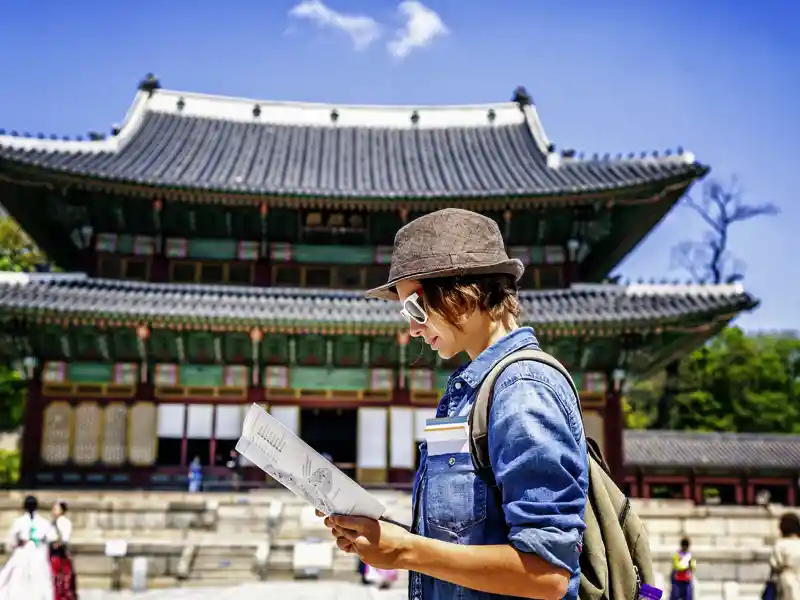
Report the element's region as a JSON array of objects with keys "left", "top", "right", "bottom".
[
  {"left": 136, "top": 325, "right": 149, "bottom": 340},
  {"left": 260, "top": 202, "right": 268, "bottom": 216},
  {"left": 397, "top": 330, "right": 410, "bottom": 345},
  {"left": 153, "top": 199, "right": 163, "bottom": 211},
  {"left": 250, "top": 328, "right": 263, "bottom": 343}
]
